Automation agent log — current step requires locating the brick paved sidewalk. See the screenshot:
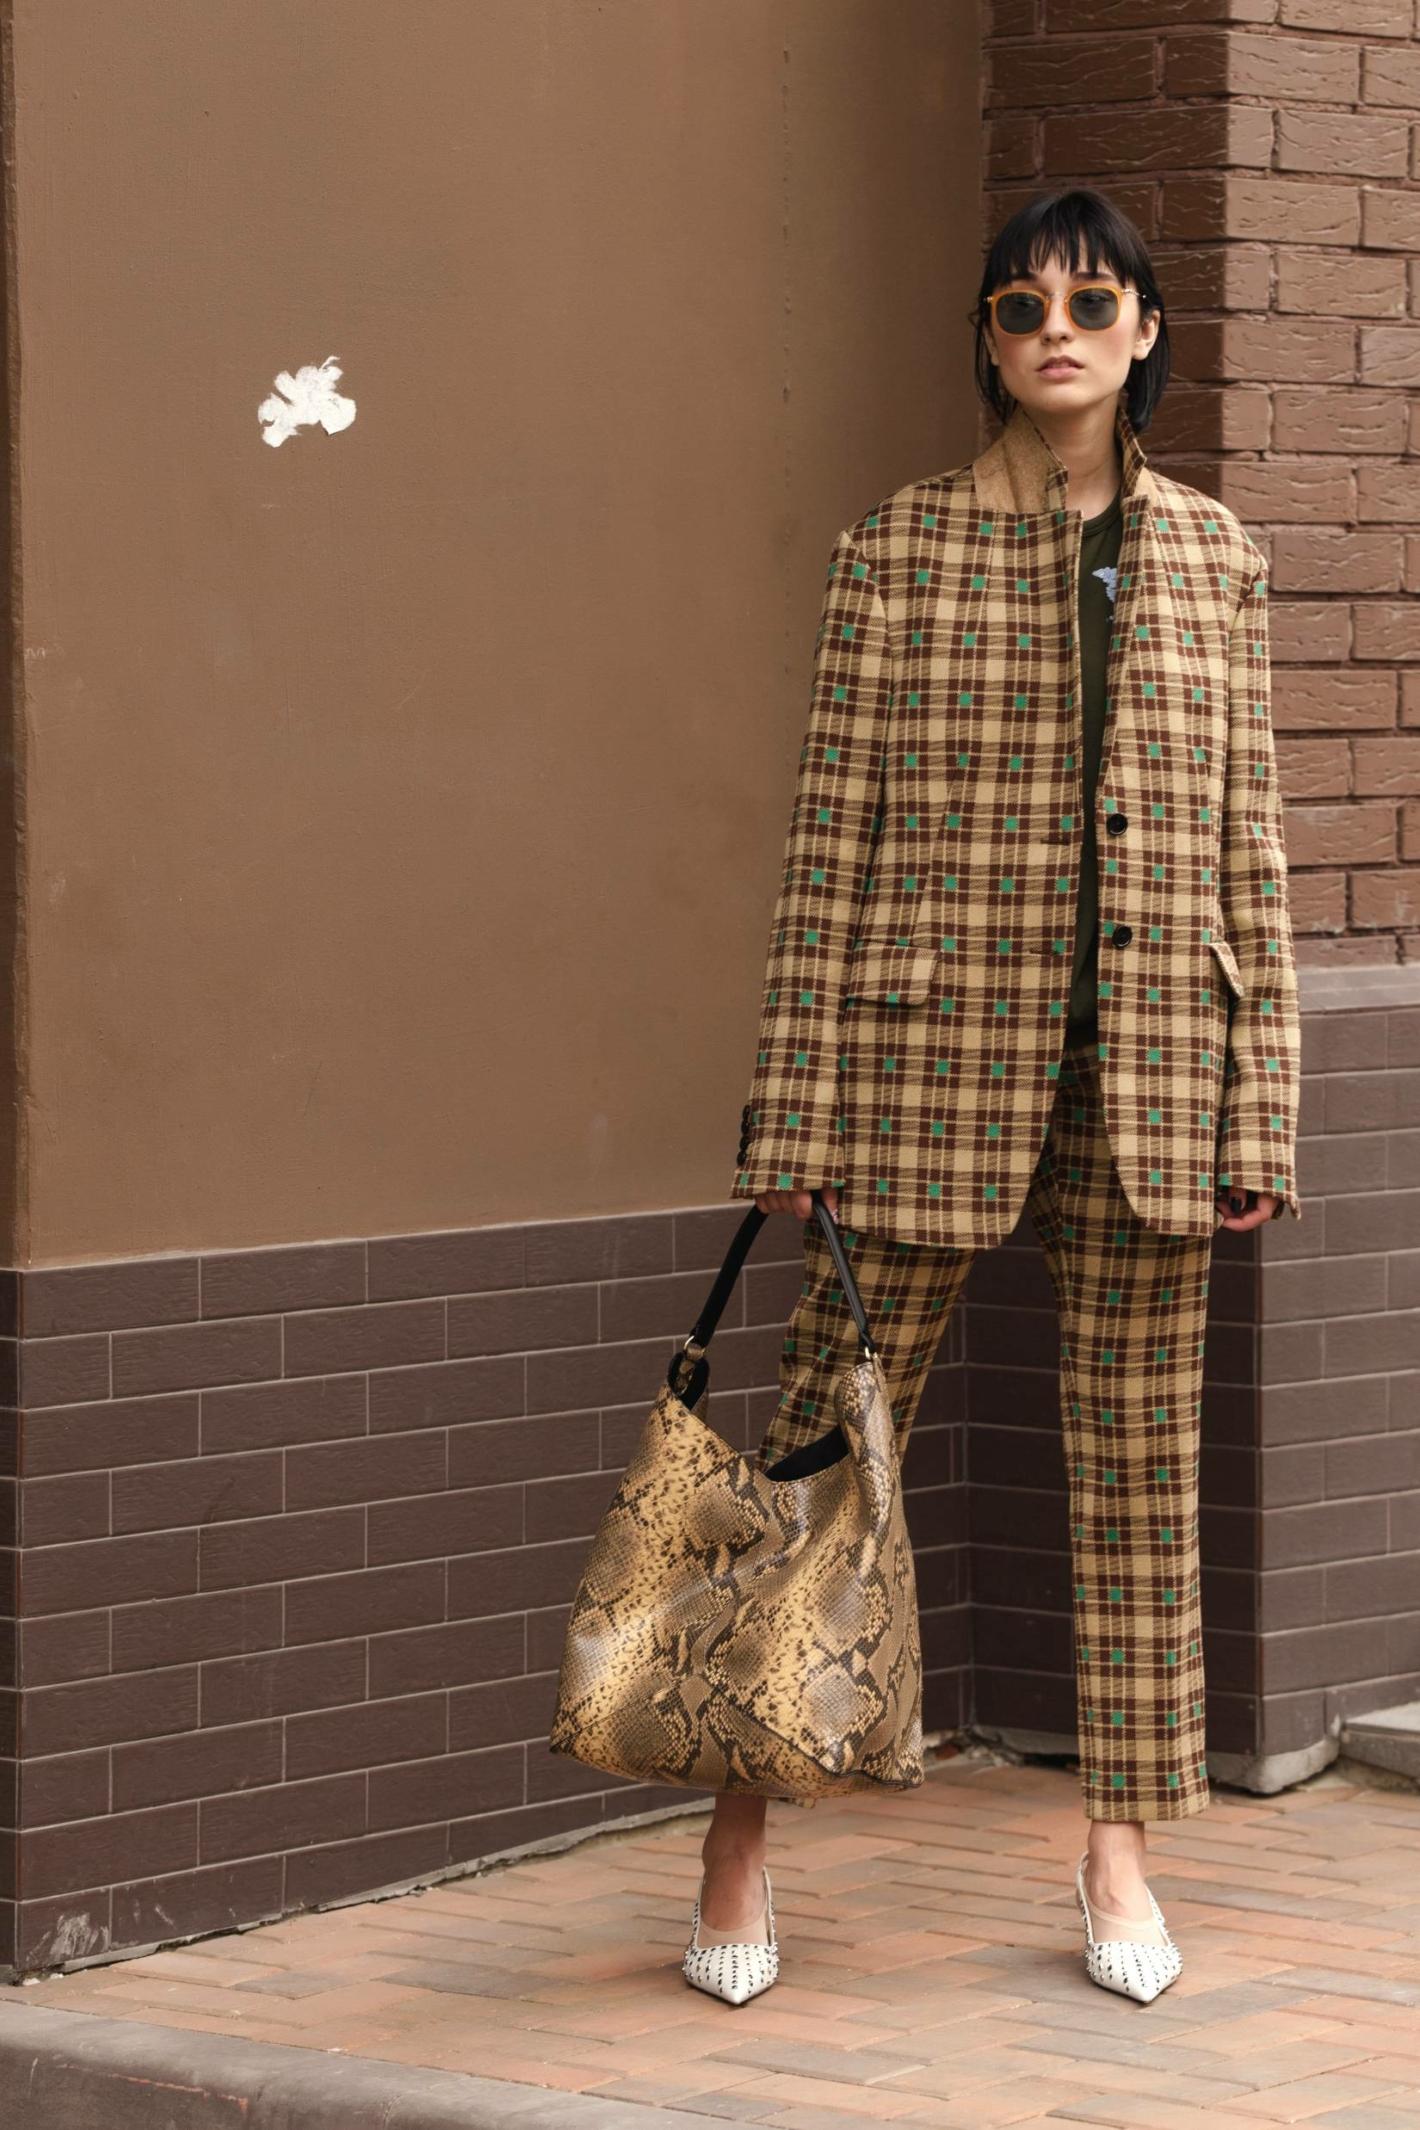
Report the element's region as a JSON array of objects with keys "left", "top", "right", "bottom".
[{"left": 8, "top": 1748, "right": 1420, "bottom": 2128}]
